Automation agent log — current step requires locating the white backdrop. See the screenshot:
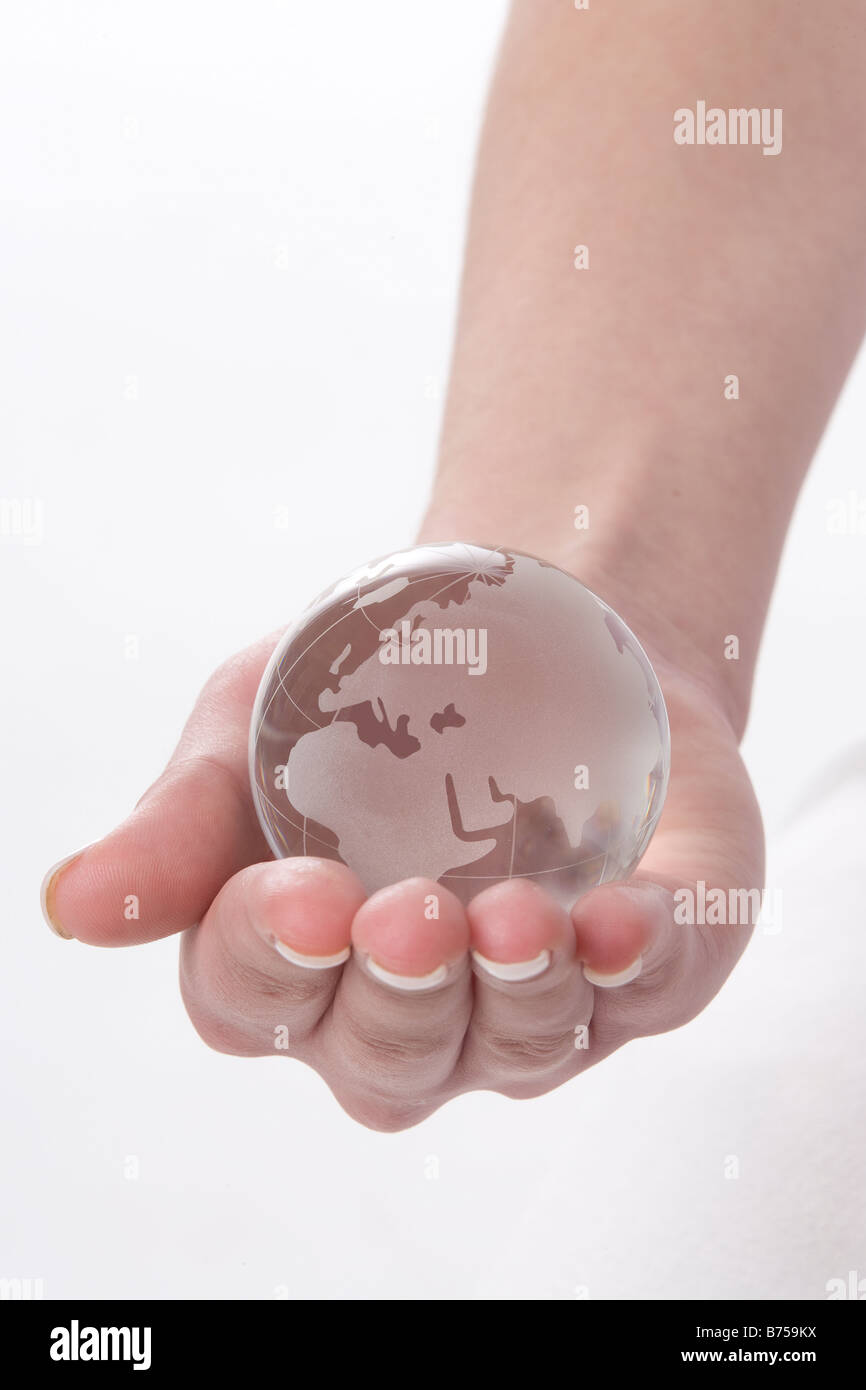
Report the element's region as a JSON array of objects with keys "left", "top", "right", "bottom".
[{"left": 2, "top": 1, "right": 865, "bottom": 1299}]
